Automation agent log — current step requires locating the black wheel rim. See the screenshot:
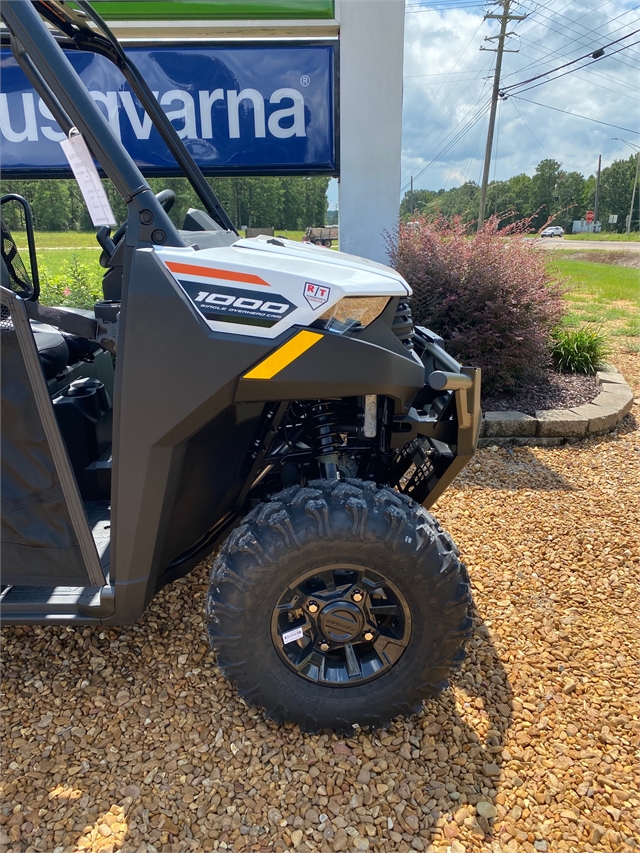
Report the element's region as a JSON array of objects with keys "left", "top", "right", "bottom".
[{"left": 271, "top": 564, "right": 411, "bottom": 687}]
